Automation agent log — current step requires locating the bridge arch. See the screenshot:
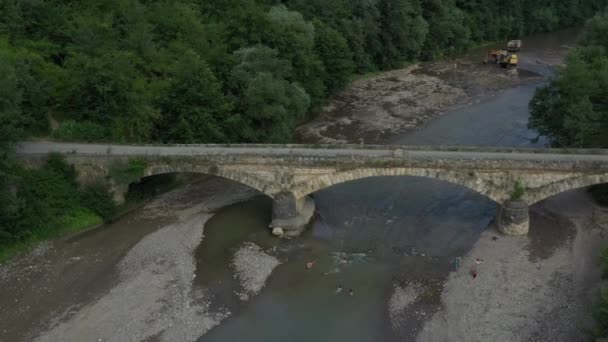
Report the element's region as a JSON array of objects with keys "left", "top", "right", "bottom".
[
  {"left": 290, "top": 168, "right": 506, "bottom": 203},
  {"left": 142, "top": 164, "right": 275, "bottom": 198},
  {"left": 524, "top": 172, "right": 608, "bottom": 205}
]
